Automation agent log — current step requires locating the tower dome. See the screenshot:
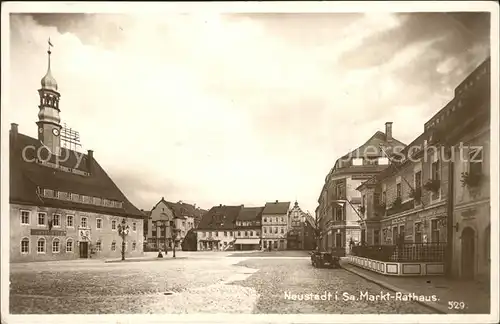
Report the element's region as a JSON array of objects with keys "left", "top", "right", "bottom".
[{"left": 41, "top": 45, "right": 58, "bottom": 91}]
